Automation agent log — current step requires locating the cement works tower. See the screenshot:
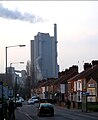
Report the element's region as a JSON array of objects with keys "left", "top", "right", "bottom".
[{"left": 30, "top": 24, "right": 59, "bottom": 85}]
